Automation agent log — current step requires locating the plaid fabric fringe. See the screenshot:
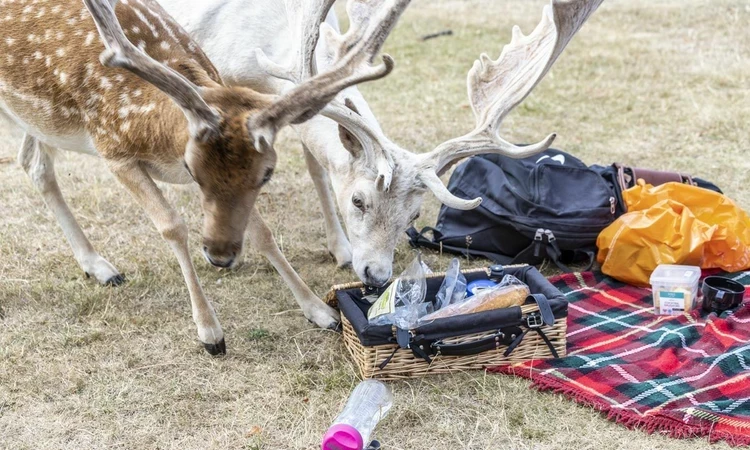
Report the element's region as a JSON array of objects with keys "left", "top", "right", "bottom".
[{"left": 490, "top": 271, "right": 750, "bottom": 446}]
